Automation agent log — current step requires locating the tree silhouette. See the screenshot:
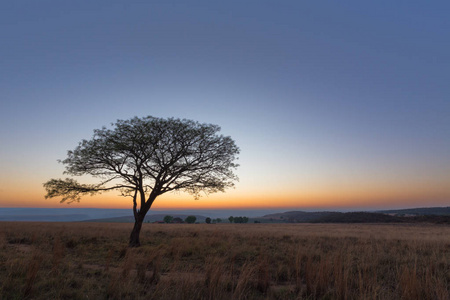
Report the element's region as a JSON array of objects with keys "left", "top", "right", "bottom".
[
  {"left": 205, "top": 217, "right": 211, "bottom": 224},
  {"left": 163, "top": 215, "right": 173, "bottom": 223},
  {"left": 43, "top": 116, "right": 239, "bottom": 247},
  {"left": 230, "top": 216, "right": 249, "bottom": 223},
  {"left": 185, "top": 215, "right": 197, "bottom": 224}
]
